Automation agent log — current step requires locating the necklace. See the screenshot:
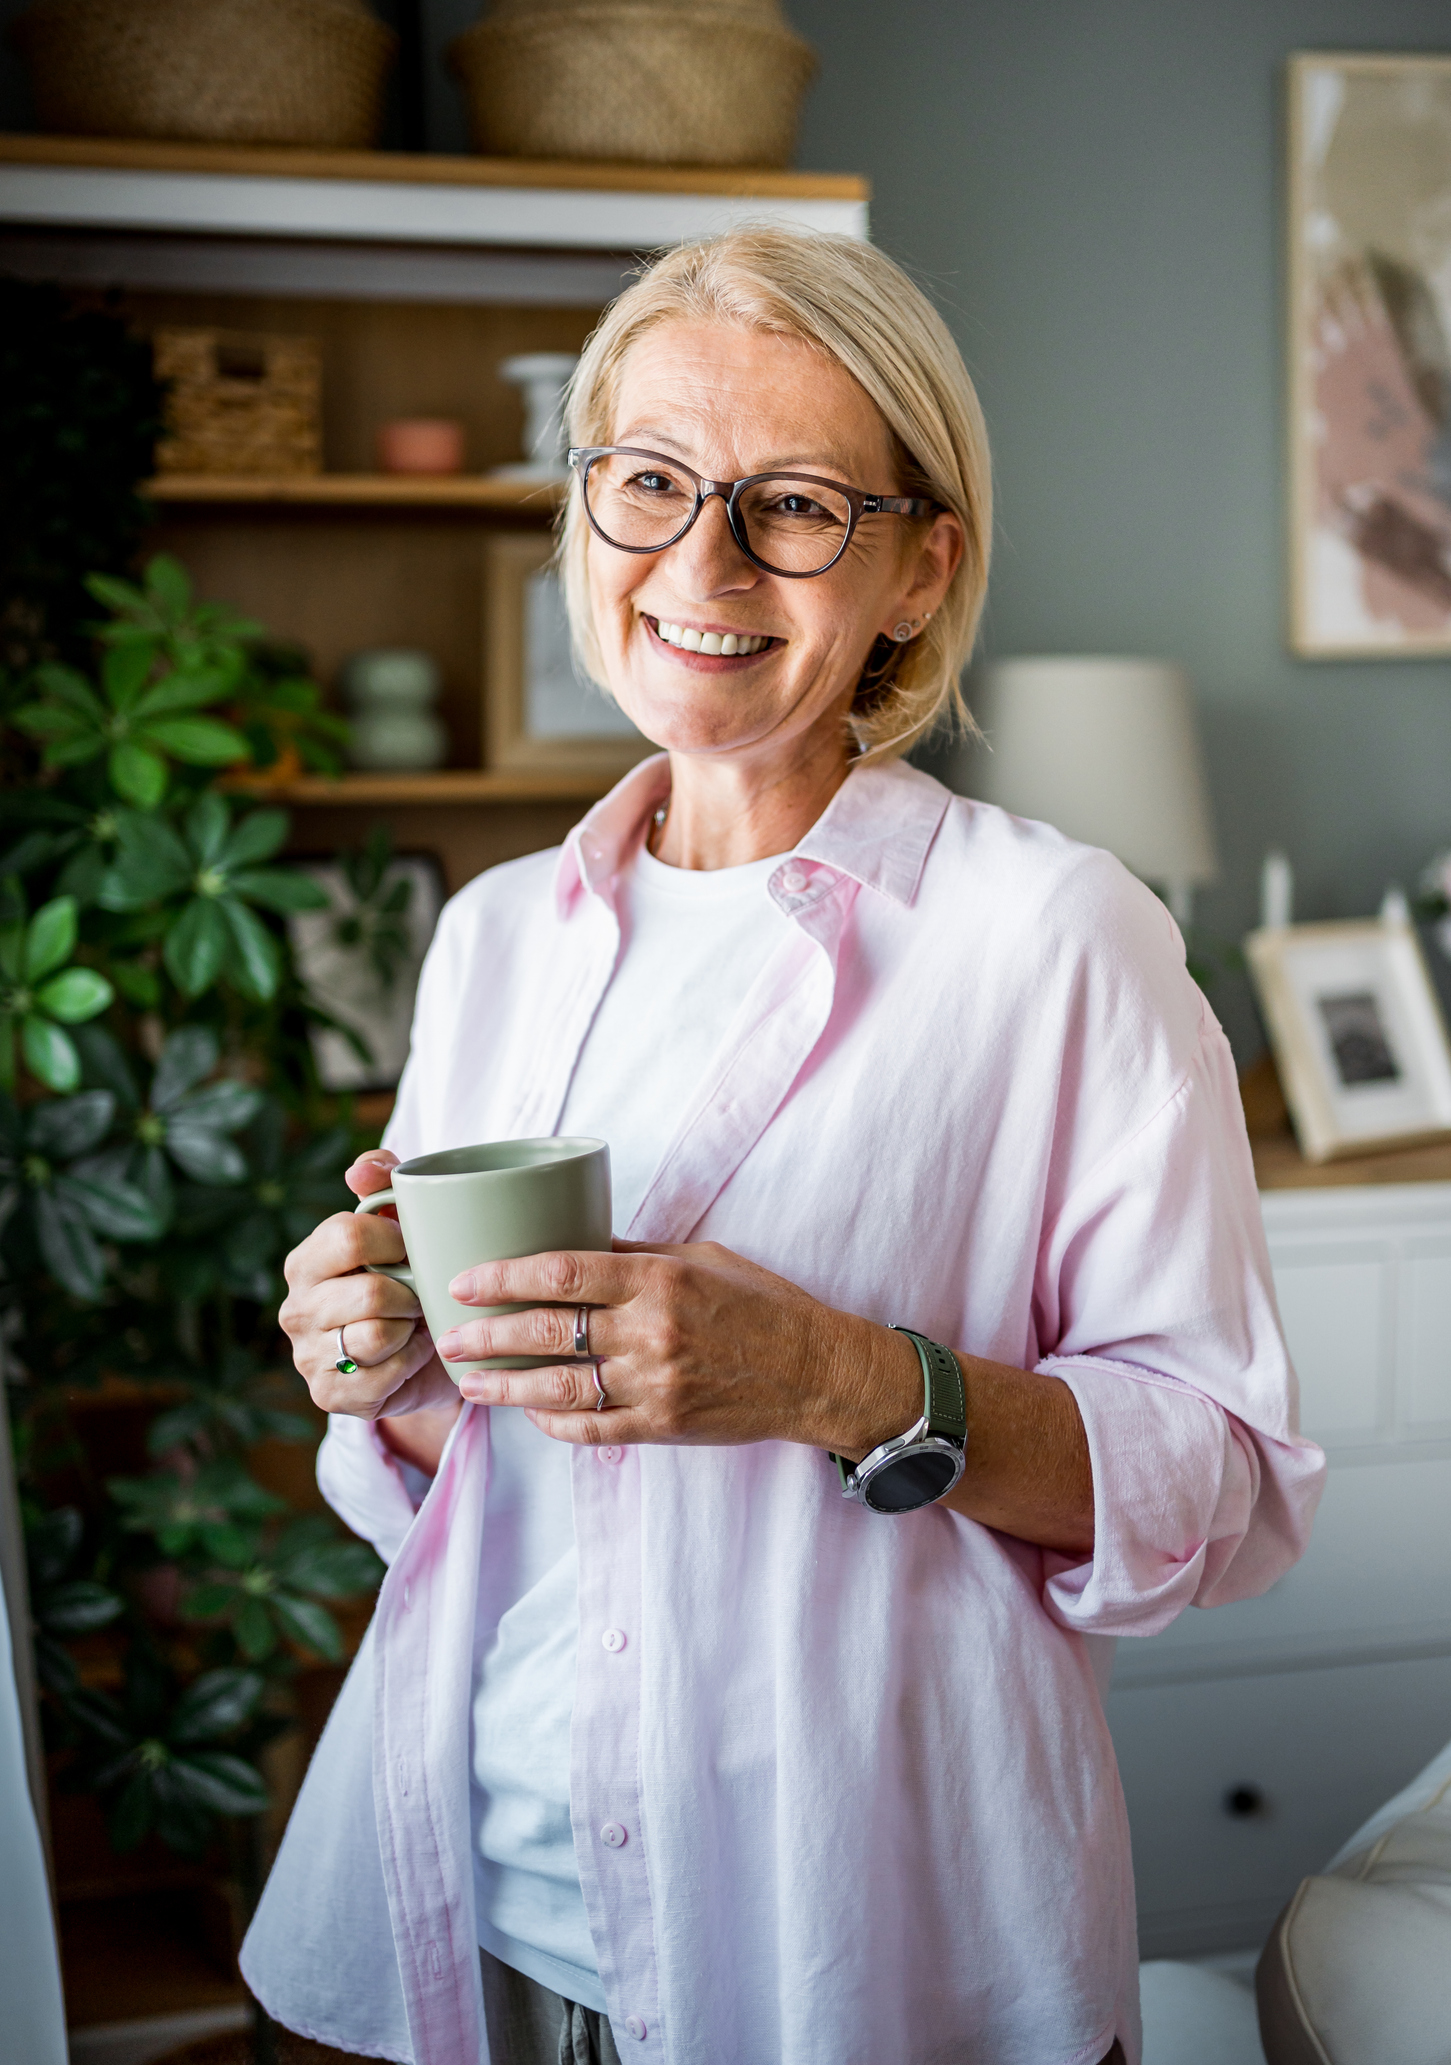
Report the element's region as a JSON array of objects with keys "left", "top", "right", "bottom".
[{"left": 648, "top": 800, "right": 668, "bottom": 855}]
